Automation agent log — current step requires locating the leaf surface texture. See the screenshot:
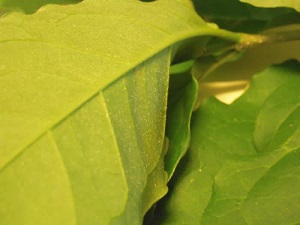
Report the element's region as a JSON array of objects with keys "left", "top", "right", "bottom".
[
  {"left": 156, "top": 62, "right": 300, "bottom": 225},
  {"left": 0, "top": 1, "right": 230, "bottom": 224}
]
